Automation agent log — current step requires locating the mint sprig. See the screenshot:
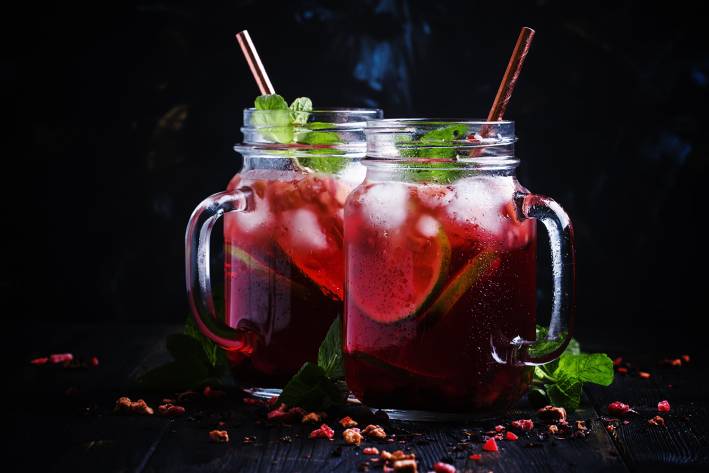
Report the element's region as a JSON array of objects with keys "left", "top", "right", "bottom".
[
  {"left": 398, "top": 124, "right": 470, "bottom": 184},
  {"left": 530, "top": 325, "right": 613, "bottom": 410},
  {"left": 277, "top": 316, "right": 347, "bottom": 410}
]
